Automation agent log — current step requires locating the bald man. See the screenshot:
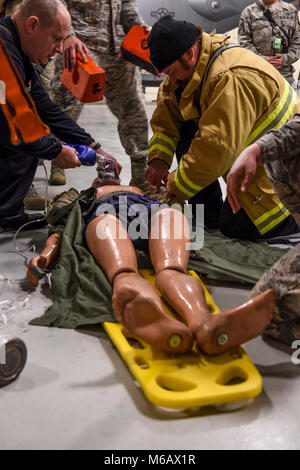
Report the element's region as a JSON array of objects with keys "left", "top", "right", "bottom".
[{"left": 0, "top": 0, "right": 119, "bottom": 232}]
